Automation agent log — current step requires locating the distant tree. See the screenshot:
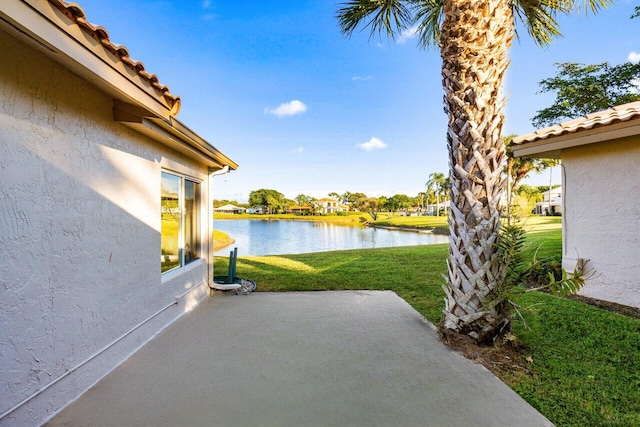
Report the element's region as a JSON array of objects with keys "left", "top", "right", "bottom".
[
  {"left": 213, "top": 199, "right": 243, "bottom": 208},
  {"left": 340, "top": 191, "right": 352, "bottom": 206},
  {"left": 328, "top": 192, "right": 341, "bottom": 201},
  {"left": 633, "top": 6, "right": 639, "bottom": 19},
  {"left": 516, "top": 184, "right": 543, "bottom": 202},
  {"left": 415, "top": 191, "right": 429, "bottom": 211},
  {"left": 349, "top": 192, "right": 368, "bottom": 211},
  {"left": 503, "top": 135, "right": 557, "bottom": 223},
  {"left": 248, "top": 189, "right": 287, "bottom": 214},
  {"left": 532, "top": 62, "right": 640, "bottom": 128},
  {"left": 426, "top": 172, "right": 448, "bottom": 216},
  {"left": 360, "top": 197, "right": 386, "bottom": 221},
  {"left": 295, "top": 194, "right": 315, "bottom": 206},
  {"left": 385, "top": 194, "right": 412, "bottom": 213}
]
